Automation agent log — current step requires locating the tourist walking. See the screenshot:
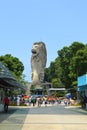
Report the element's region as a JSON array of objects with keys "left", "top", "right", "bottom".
[{"left": 4, "top": 96, "right": 9, "bottom": 112}]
